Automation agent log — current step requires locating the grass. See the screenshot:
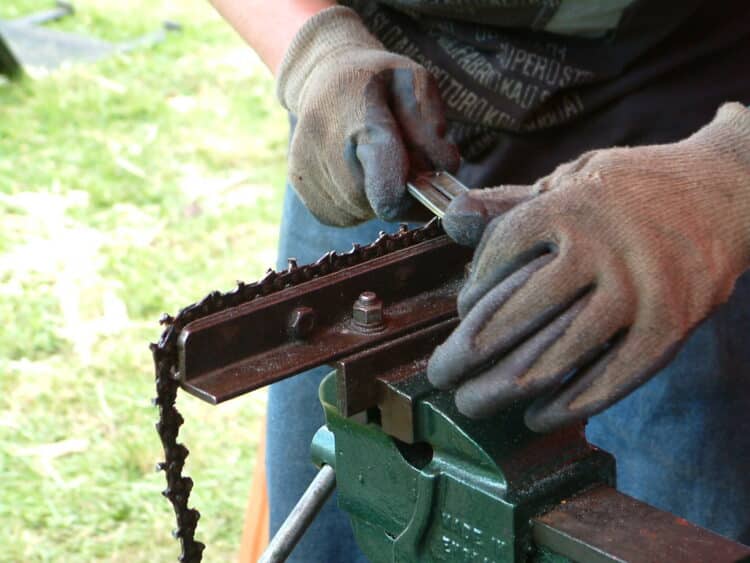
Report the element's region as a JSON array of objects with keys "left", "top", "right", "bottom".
[{"left": 1, "top": 1, "right": 287, "bottom": 561}]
